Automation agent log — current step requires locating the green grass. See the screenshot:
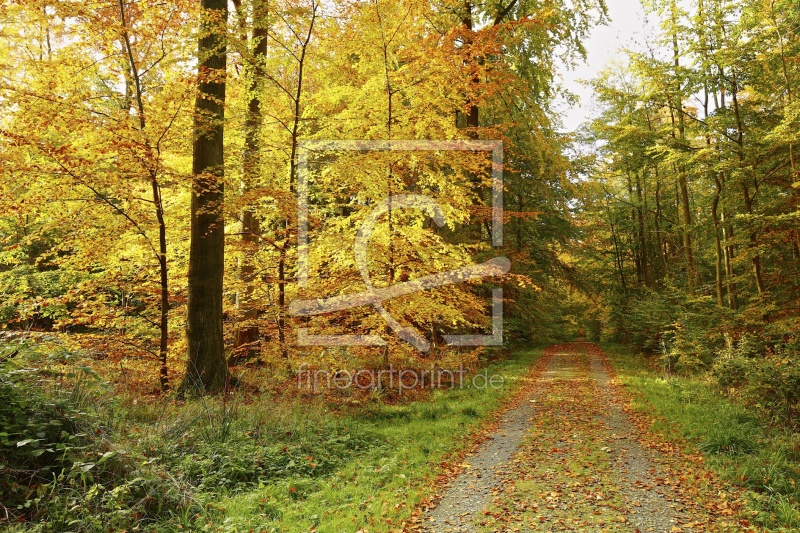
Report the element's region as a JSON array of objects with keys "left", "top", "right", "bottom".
[
  {"left": 2, "top": 346, "right": 541, "bottom": 532},
  {"left": 197, "top": 348, "right": 539, "bottom": 532},
  {"left": 603, "top": 343, "right": 800, "bottom": 532}
]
